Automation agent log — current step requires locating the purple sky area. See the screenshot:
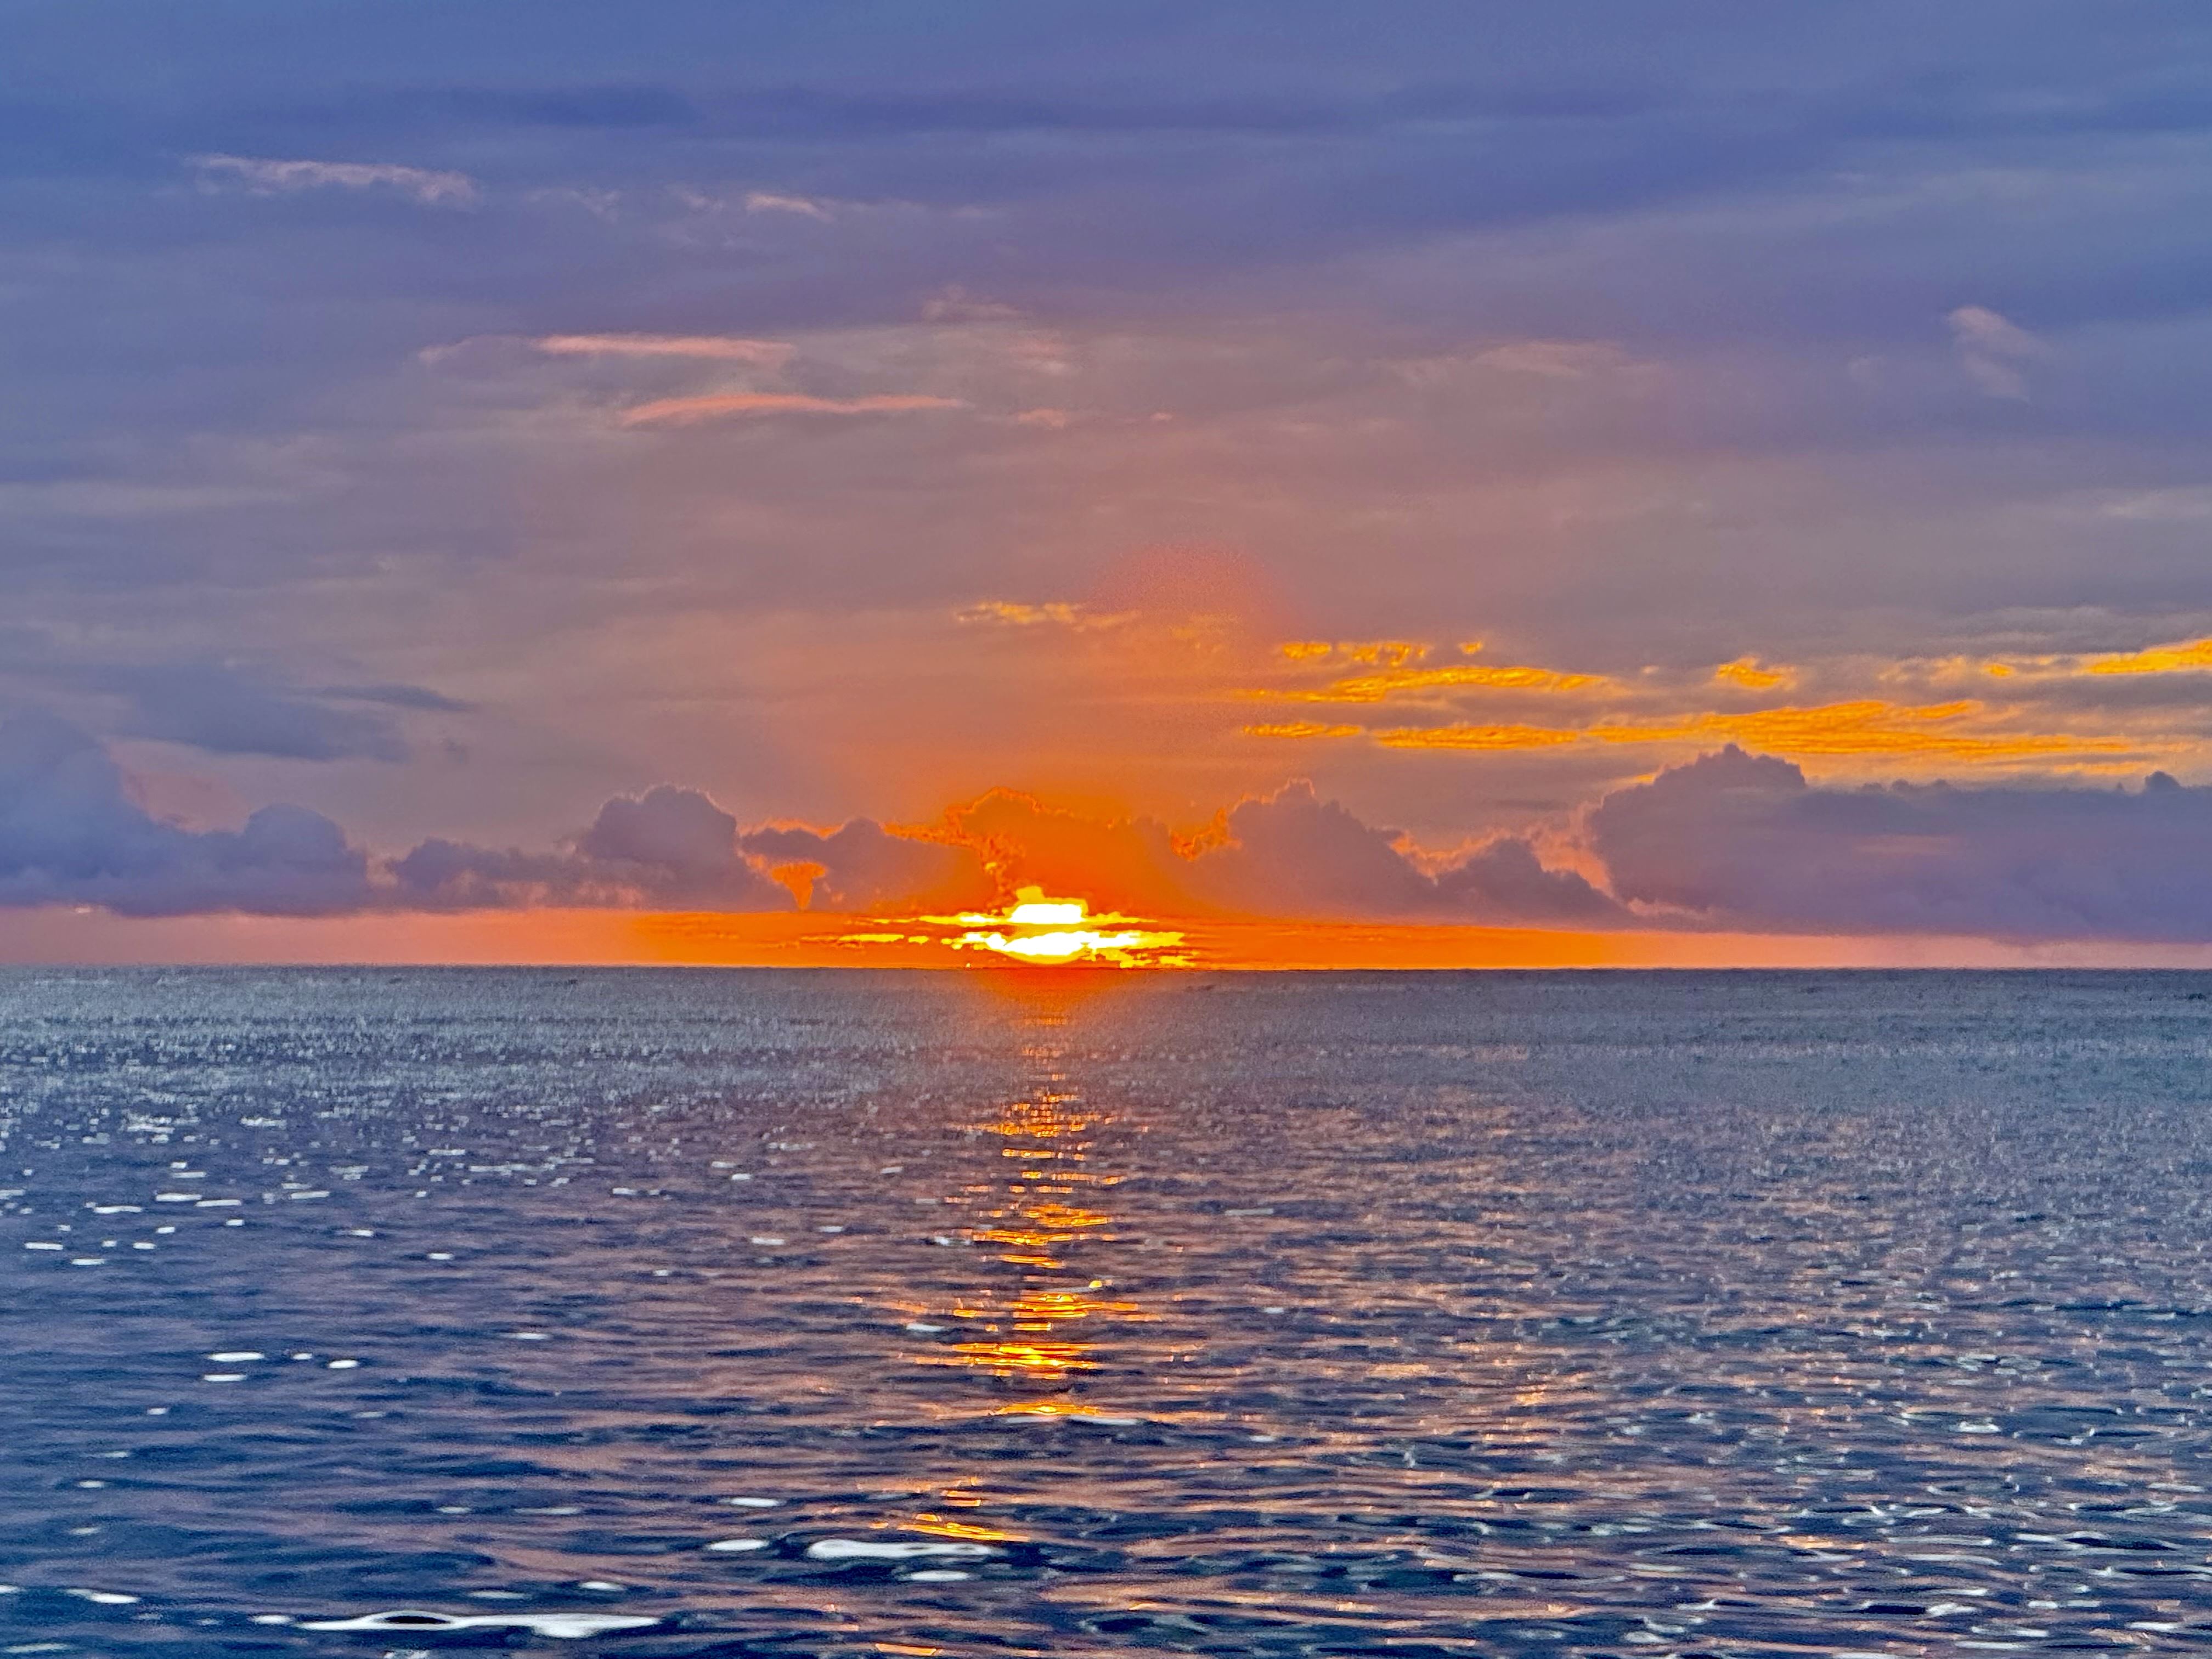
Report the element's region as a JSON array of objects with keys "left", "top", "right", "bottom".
[{"left": 7, "top": 3, "right": 2212, "bottom": 954}]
